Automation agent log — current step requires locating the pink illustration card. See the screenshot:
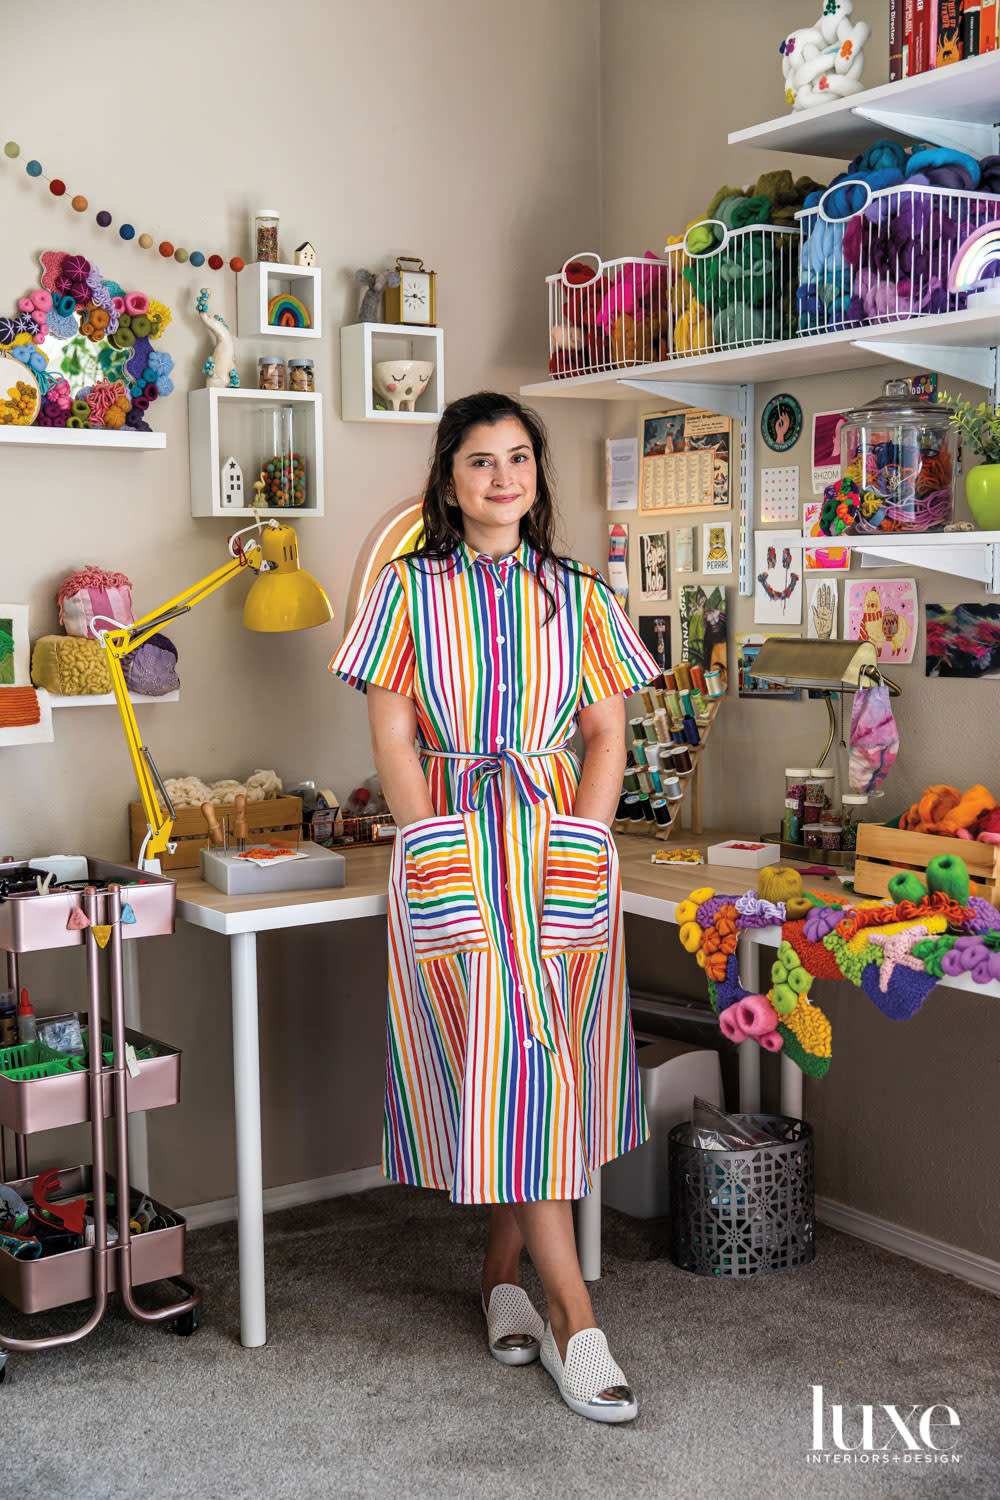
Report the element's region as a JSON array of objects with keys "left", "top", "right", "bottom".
[{"left": 846, "top": 578, "right": 917, "bottom": 665}]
